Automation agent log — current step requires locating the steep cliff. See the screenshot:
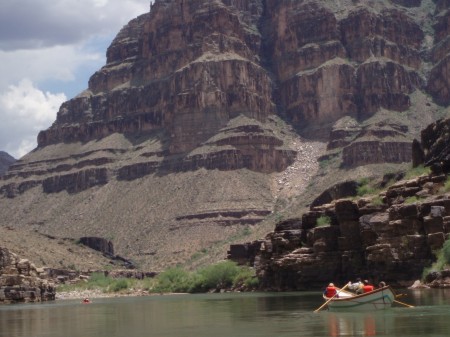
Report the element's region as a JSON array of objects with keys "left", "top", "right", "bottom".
[
  {"left": 0, "top": 0, "right": 449, "bottom": 271},
  {"left": 230, "top": 118, "right": 450, "bottom": 290}
]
